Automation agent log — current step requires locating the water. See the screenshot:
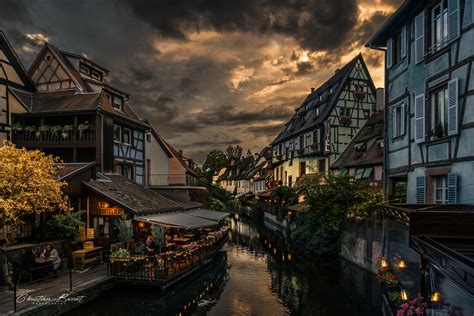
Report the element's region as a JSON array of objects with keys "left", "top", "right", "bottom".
[{"left": 66, "top": 216, "right": 382, "bottom": 316}]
